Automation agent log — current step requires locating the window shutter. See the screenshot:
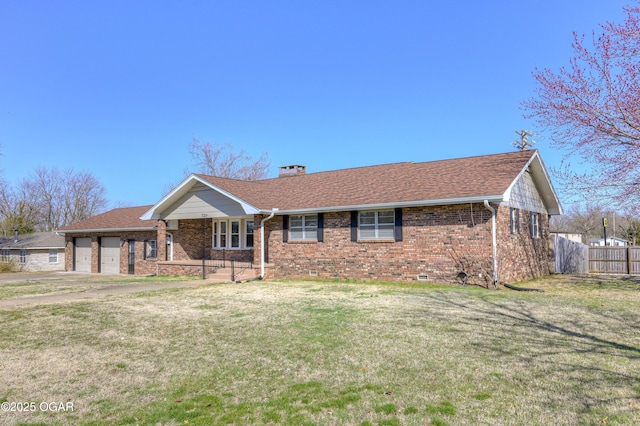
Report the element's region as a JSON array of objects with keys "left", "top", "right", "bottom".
[
  {"left": 282, "top": 215, "right": 289, "bottom": 243},
  {"left": 516, "top": 209, "right": 520, "bottom": 234},
  {"left": 350, "top": 211, "right": 358, "bottom": 242},
  {"left": 394, "top": 208, "right": 403, "bottom": 242},
  {"left": 509, "top": 208, "right": 514, "bottom": 234},
  {"left": 317, "top": 213, "right": 324, "bottom": 243},
  {"left": 143, "top": 240, "right": 148, "bottom": 260}
]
